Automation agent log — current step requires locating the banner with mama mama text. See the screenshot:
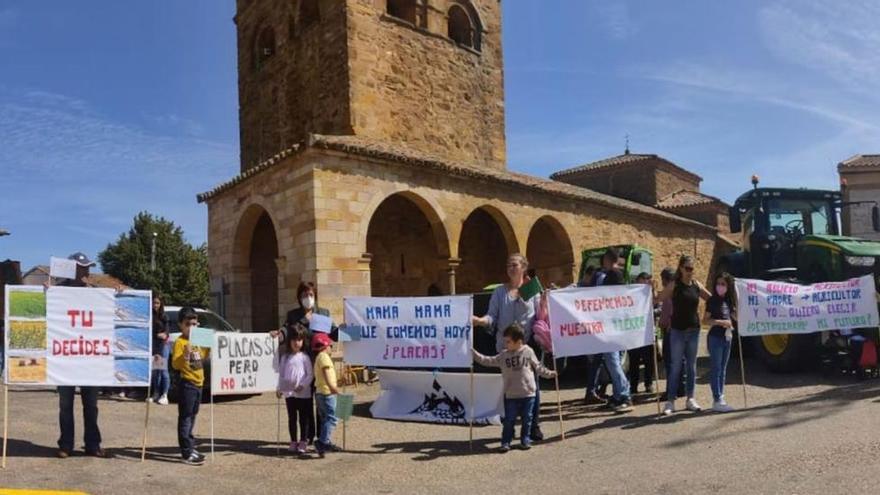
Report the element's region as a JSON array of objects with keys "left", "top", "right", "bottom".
[
  {"left": 547, "top": 284, "right": 654, "bottom": 357},
  {"left": 343, "top": 296, "right": 473, "bottom": 368},
  {"left": 735, "top": 276, "right": 879, "bottom": 336}
]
